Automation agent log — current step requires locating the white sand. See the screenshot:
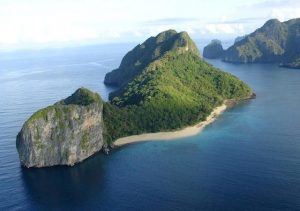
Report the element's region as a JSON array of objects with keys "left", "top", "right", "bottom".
[{"left": 113, "top": 103, "right": 227, "bottom": 146}]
